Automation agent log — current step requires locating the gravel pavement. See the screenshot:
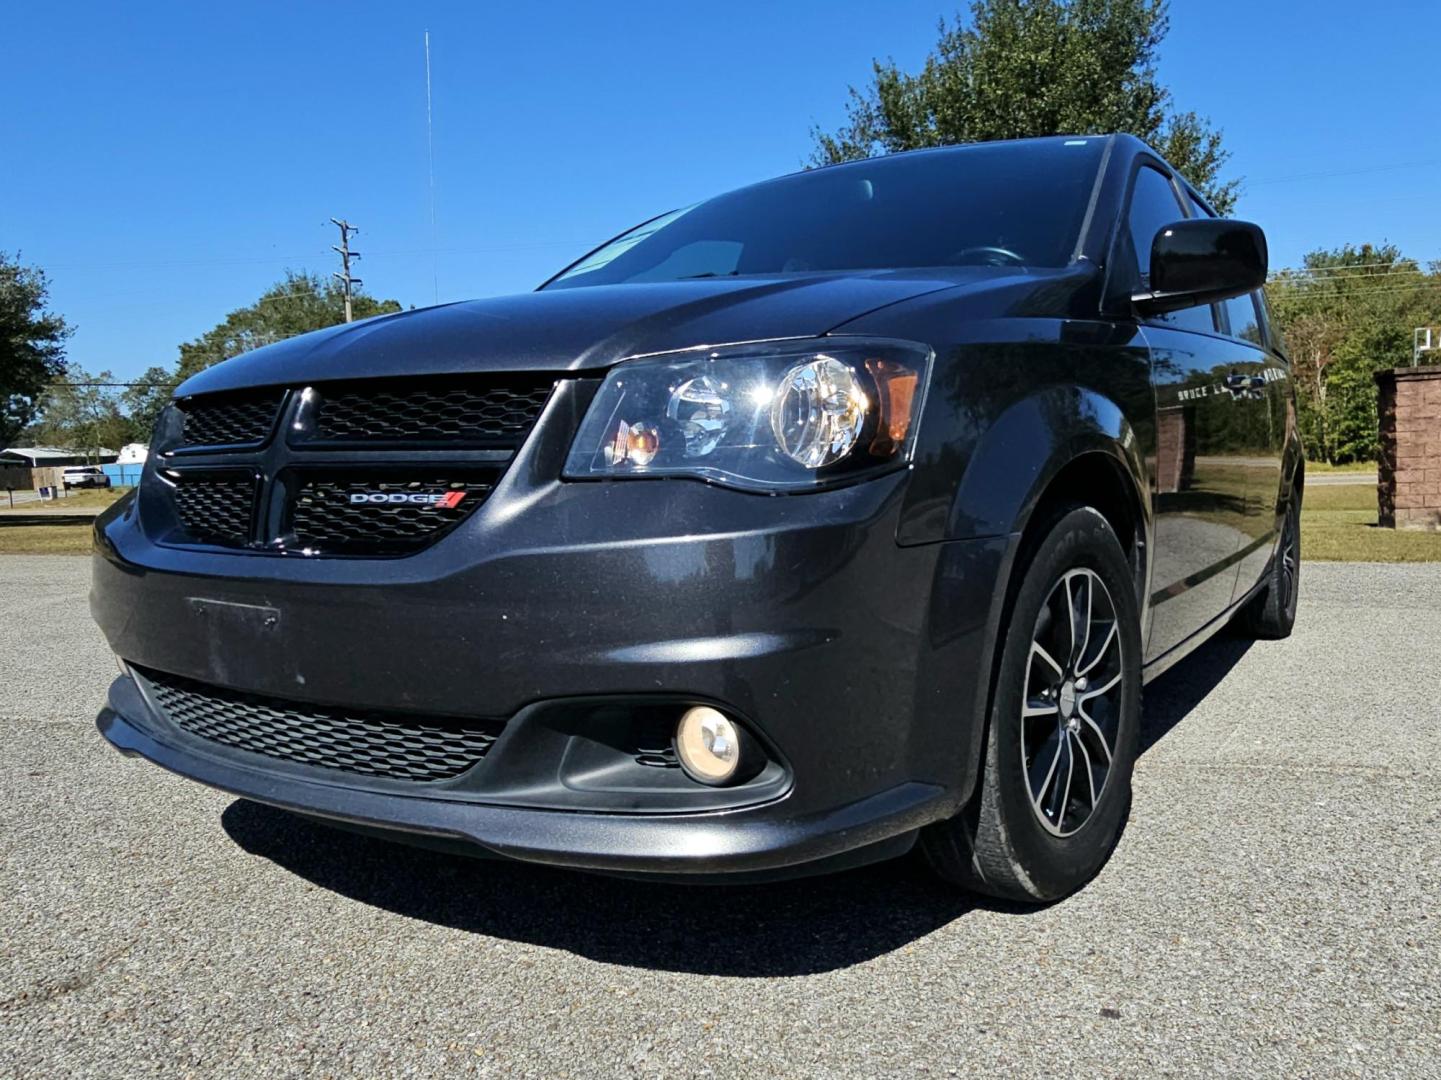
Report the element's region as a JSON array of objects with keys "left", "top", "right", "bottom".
[{"left": 2, "top": 556, "right": 1438, "bottom": 1078}]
